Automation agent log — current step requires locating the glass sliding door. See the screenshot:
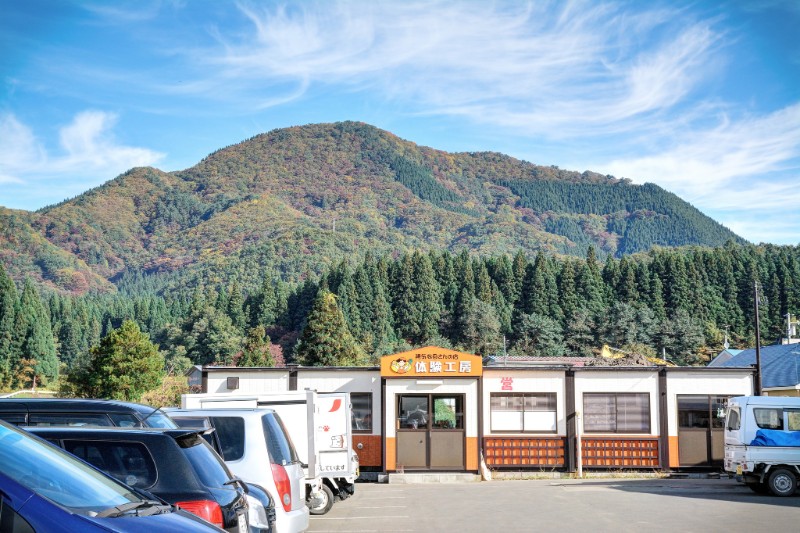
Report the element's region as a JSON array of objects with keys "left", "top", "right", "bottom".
[
  {"left": 678, "top": 395, "right": 731, "bottom": 467},
  {"left": 396, "top": 394, "right": 465, "bottom": 471}
]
